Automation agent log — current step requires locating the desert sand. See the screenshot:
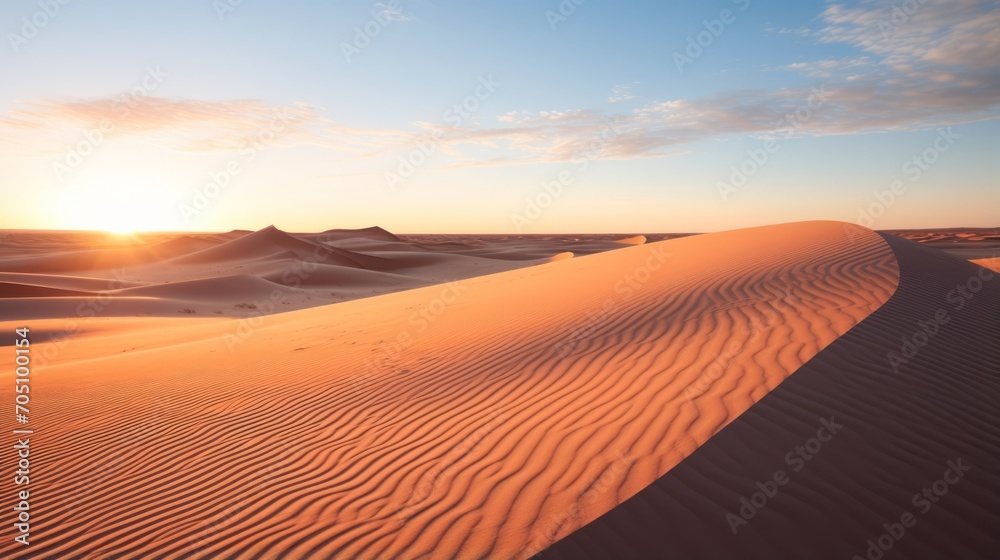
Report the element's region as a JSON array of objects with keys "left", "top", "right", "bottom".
[
  {"left": 544, "top": 232, "right": 1000, "bottom": 559},
  {"left": 885, "top": 227, "right": 1000, "bottom": 263},
  {"left": 0, "top": 227, "right": 686, "bottom": 322},
  {"left": 0, "top": 220, "right": 915, "bottom": 558}
]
